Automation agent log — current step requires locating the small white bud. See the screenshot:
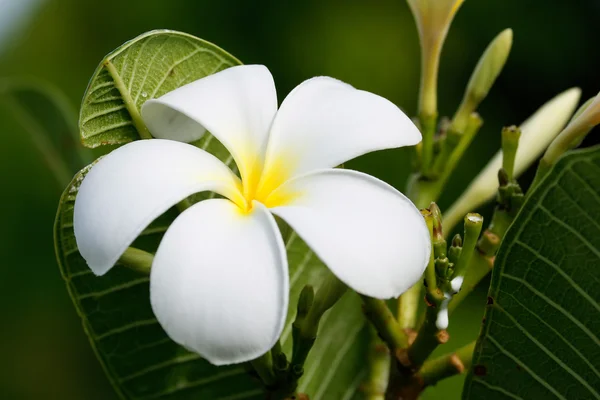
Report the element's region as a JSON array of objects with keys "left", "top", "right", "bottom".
[{"left": 443, "top": 88, "right": 581, "bottom": 232}]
